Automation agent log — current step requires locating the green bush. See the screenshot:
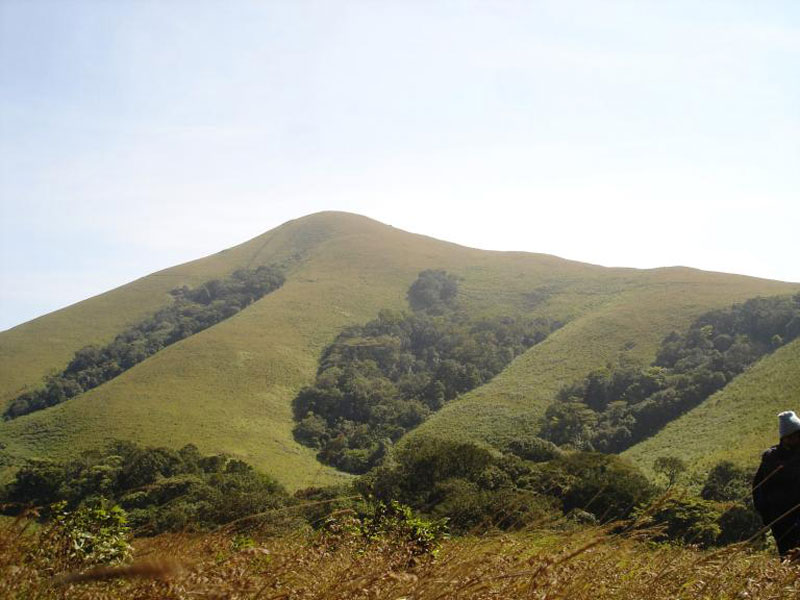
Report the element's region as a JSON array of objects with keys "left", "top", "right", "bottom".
[
  {"left": 360, "top": 437, "right": 495, "bottom": 507},
  {"left": 322, "top": 500, "right": 448, "bottom": 558},
  {"left": 636, "top": 494, "right": 722, "bottom": 548},
  {"left": 1, "top": 440, "right": 291, "bottom": 535},
  {"left": 362, "top": 500, "right": 449, "bottom": 556},
  {"left": 432, "top": 481, "right": 557, "bottom": 533},
  {"left": 701, "top": 461, "right": 753, "bottom": 504},
  {"left": 358, "top": 438, "right": 561, "bottom": 533},
  {"left": 407, "top": 269, "right": 460, "bottom": 314},
  {"left": 550, "top": 452, "right": 655, "bottom": 522},
  {"left": 717, "top": 503, "right": 764, "bottom": 546},
  {"left": 504, "top": 437, "right": 562, "bottom": 462},
  {"left": 45, "top": 499, "right": 132, "bottom": 569}
]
